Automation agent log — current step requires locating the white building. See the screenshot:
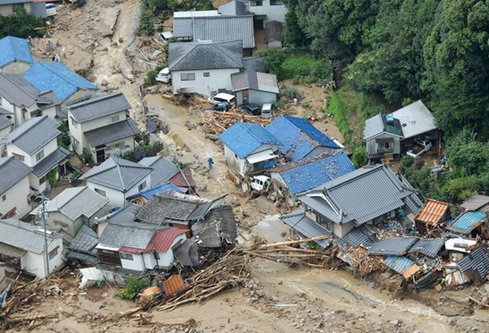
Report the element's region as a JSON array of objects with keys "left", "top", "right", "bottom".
[
  {"left": 247, "top": 0, "right": 287, "bottom": 25},
  {"left": 79, "top": 157, "right": 153, "bottom": 207},
  {"left": 0, "top": 156, "right": 32, "bottom": 218},
  {"left": 0, "top": 219, "right": 64, "bottom": 279},
  {"left": 67, "top": 92, "right": 139, "bottom": 164}
]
